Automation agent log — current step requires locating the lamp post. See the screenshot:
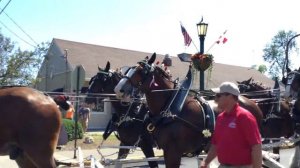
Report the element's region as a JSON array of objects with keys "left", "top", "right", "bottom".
[
  {"left": 285, "top": 34, "right": 300, "bottom": 74},
  {"left": 196, "top": 21, "right": 208, "bottom": 91}
]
